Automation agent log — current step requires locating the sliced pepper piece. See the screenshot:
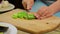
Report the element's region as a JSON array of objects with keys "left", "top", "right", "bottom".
[
  {"left": 12, "top": 13, "right": 18, "bottom": 19},
  {"left": 27, "top": 14, "right": 36, "bottom": 20},
  {"left": 18, "top": 11, "right": 28, "bottom": 19}
]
